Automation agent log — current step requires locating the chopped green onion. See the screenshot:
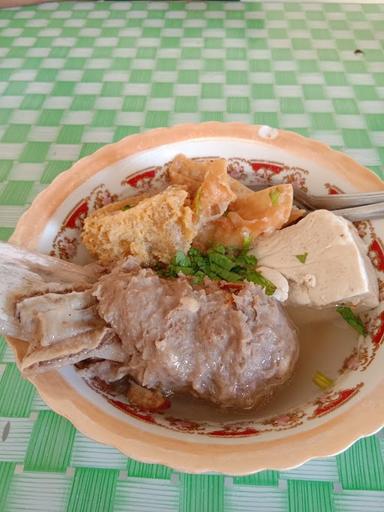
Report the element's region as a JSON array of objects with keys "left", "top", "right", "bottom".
[
  {"left": 295, "top": 252, "right": 308, "bottom": 264},
  {"left": 121, "top": 204, "right": 132, "bottom": 211},
  {"left": 170, "top": 265, "right": 194, "bottom": 276},
  {"left": 209, "top": 263, "right": 242, "bottom": 282},
  {"left": 212, "top": 245, "right": 226, "bottom": 255},
  {"left": 208, "top": 251, "right": 234, "bottom": 271},
  {"left": 269, "top": 188, "right": 281, "bottom": 206},
  {"left": 245, "top": 270, "right": 276, "bottom": 296},
  {"left": 174, "top": 250, "right": 191, "bottom": 267},
  {"left": 205, "top": 269, "right": 220, "bottom": 281},
  {"left": 155, "top": 243, "right": 274, "bottom": 295},
  {"left": 336, "top": 306, "right": 367, "bottom": 336},
  {"left": 188, "top": 247, "right": 201, "bottom": 257},
  {"left": 235, "top": 253, "right": 258, "bottom": 267},
  {"left": 313, "top": 371, "right": 334, "bottom": 390},
  {"left": 192, "top": 271, "right": 205, "bottom": 285},
  {"left": 264, "top": 282, "right": 277, "bottom": 297},
  {"left": 242, "top": 235, "right": 251, "bottom": 253},
  {"left": 194, "top": 257, "right": 209, "bottom": 272}
]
